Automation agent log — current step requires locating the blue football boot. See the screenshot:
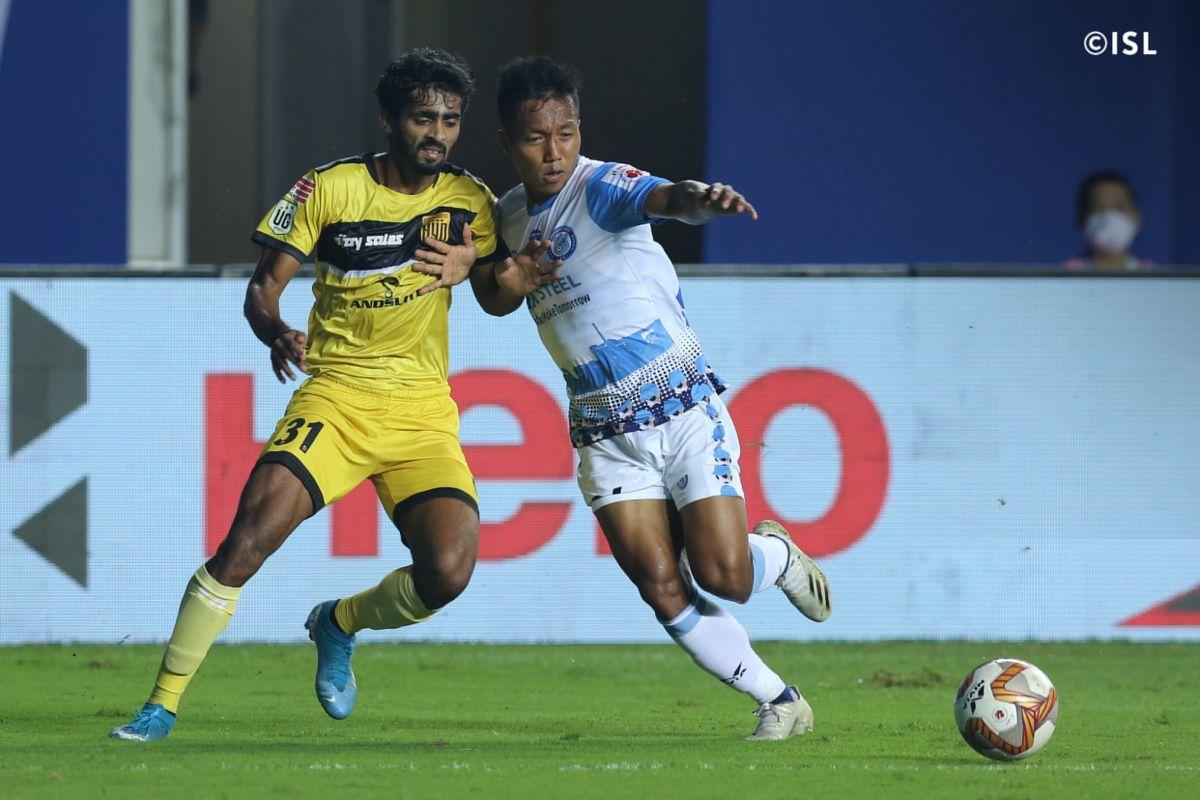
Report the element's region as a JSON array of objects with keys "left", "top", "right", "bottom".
[
  {"left": 305, "top": 600, "right": 357, "bottom": 720},
  {"left": 108, "top": 703, "right": 177, "bottom": 741}
]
